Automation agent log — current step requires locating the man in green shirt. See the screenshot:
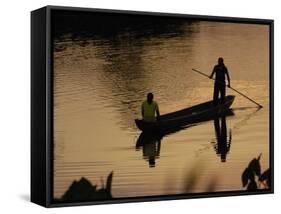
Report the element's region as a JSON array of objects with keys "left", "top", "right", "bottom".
[{"left": 141, "top": 93, "right": 160, "bottom": 122}]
